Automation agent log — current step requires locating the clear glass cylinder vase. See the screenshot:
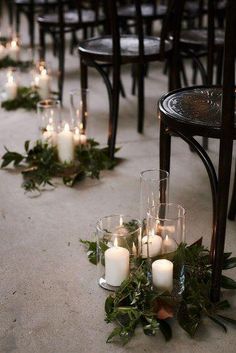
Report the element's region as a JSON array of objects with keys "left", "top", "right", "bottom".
[
  {"left": 96, "top": 215, "right": 141, "bottom": 291},
  {"left": 70, "top": 88, "right": 89, "bottom": 144},
  {"left": 37, "top": 99, "right": 61, "bottom": 146},
  {"left": 147, "top": 203, "right": 186, "bottom": 296}
]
